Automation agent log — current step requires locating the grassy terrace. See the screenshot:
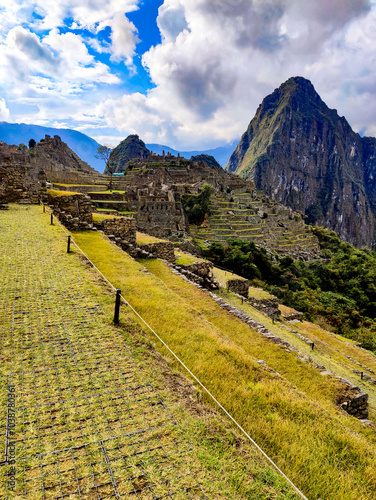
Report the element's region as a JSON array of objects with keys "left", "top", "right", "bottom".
[
  {"left": 72, "top": 228, "right": 376, "bottom": 500},
  {"left": 47, "top": 188, "right": 81, "bottom": 197},
  {"left": 0, "top": 205, "right": 300, "bottom": 499}
]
